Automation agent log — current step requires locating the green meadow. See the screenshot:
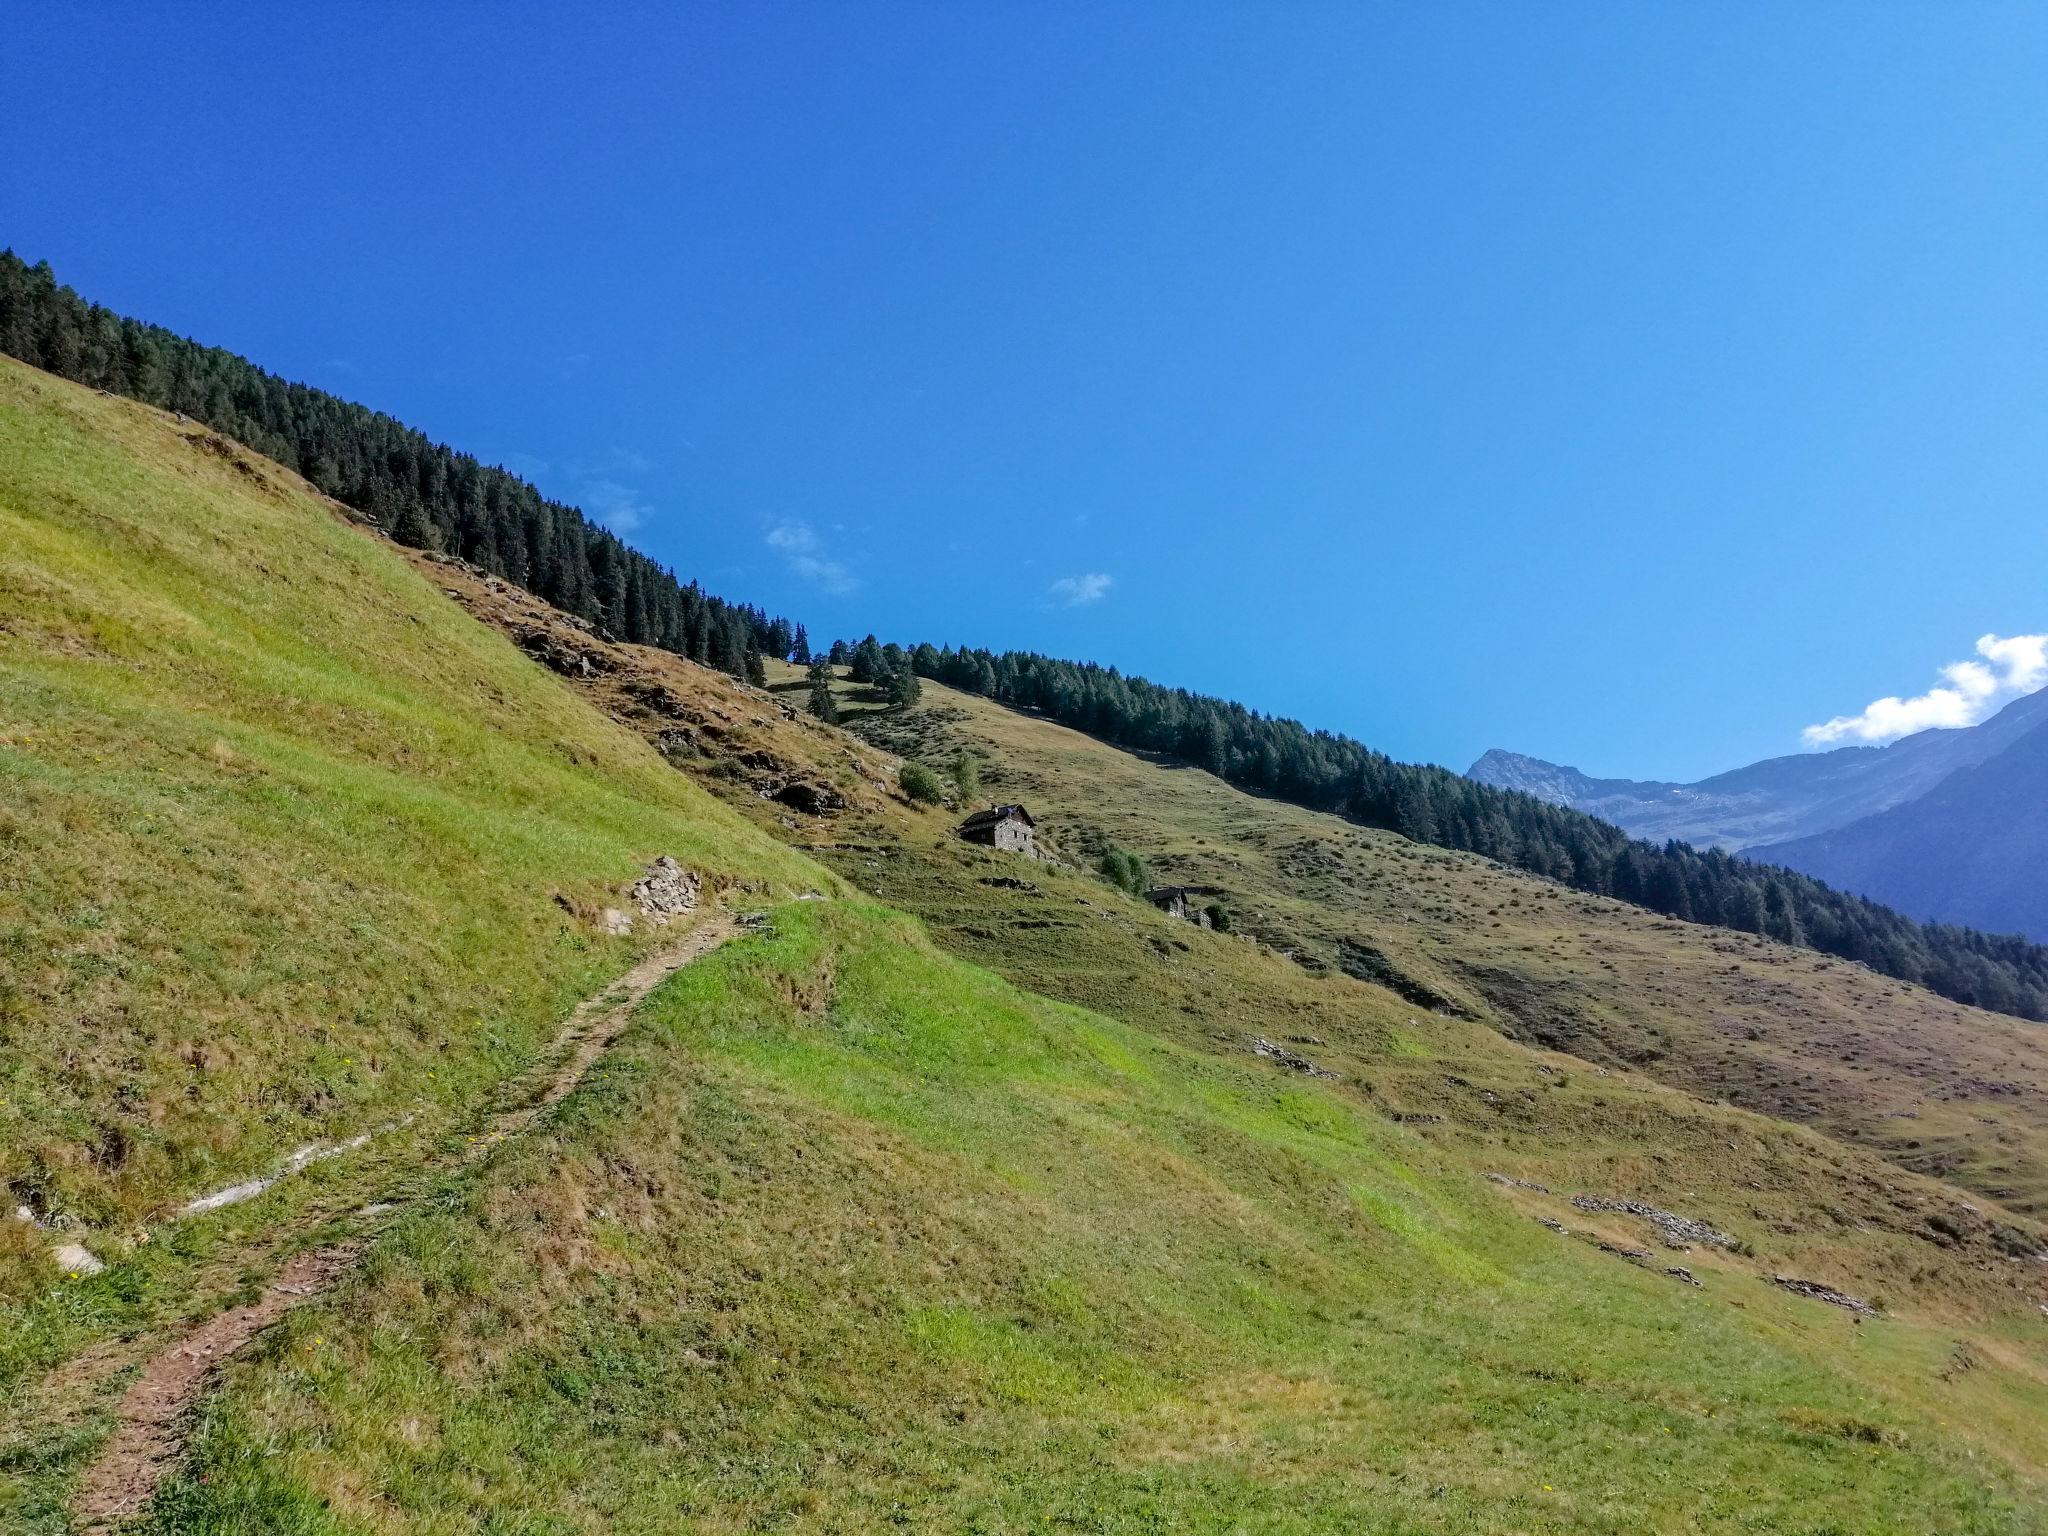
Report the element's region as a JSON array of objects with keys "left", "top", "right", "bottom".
[{"left": 152, "top": 902, "right": 2042, "bottom": 1534}]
